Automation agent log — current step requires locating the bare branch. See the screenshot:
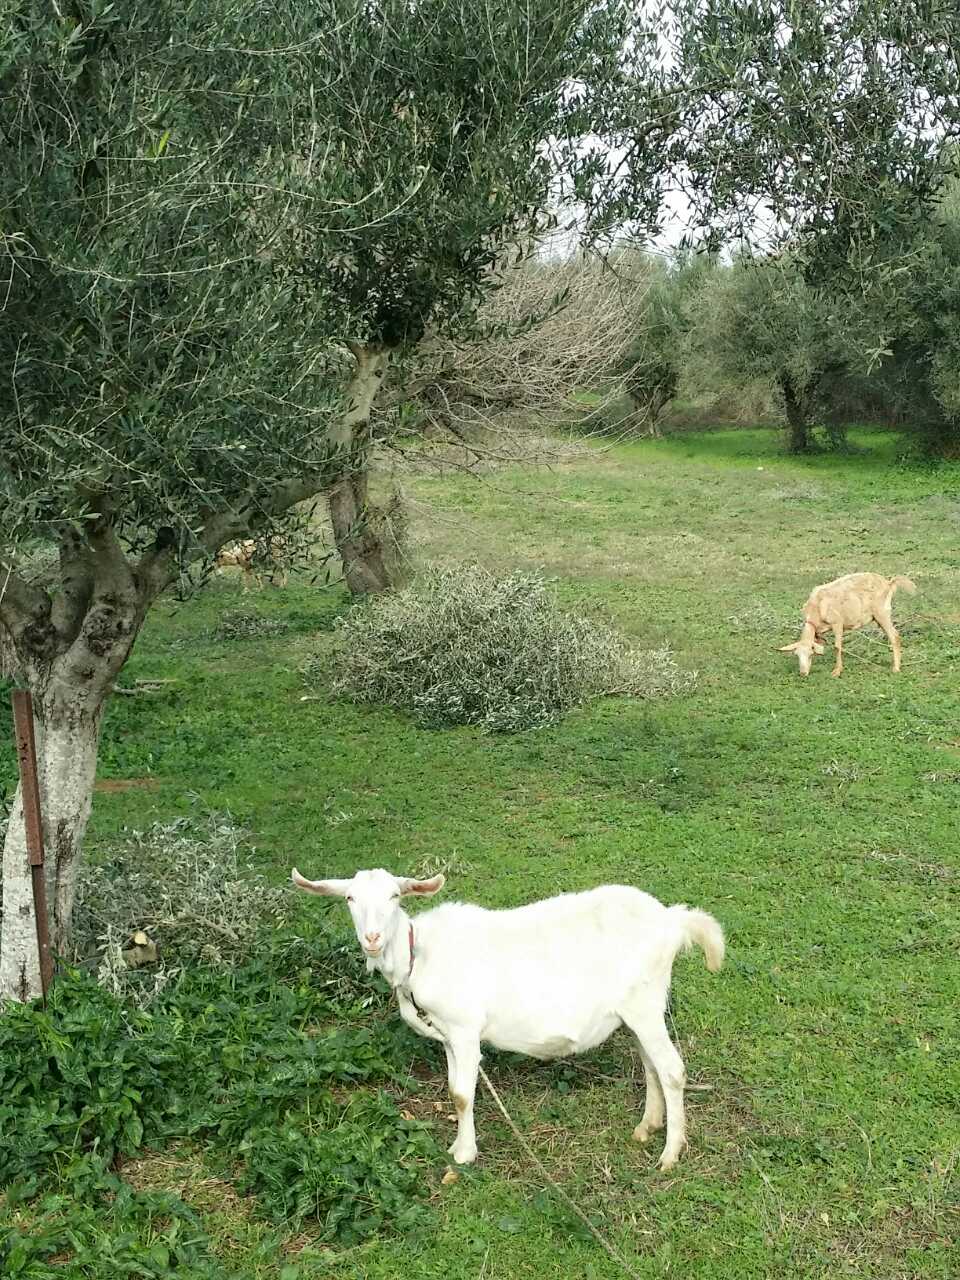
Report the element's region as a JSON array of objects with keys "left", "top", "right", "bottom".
[{"left": 390, "top": 254, "right": 650, "bottom": 442}]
